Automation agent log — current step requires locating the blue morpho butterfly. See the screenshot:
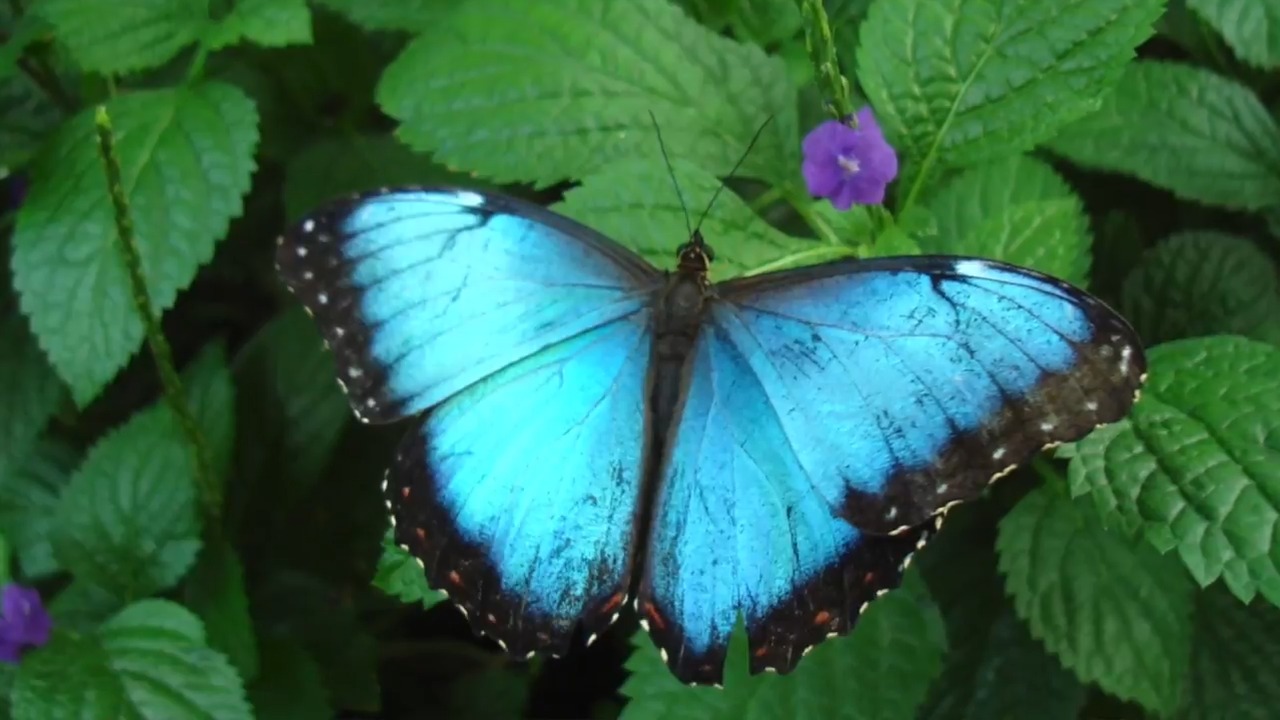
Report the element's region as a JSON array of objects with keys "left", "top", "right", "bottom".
[{"left": 276, "top": 179, "right": 1146, "bottom": 686}]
